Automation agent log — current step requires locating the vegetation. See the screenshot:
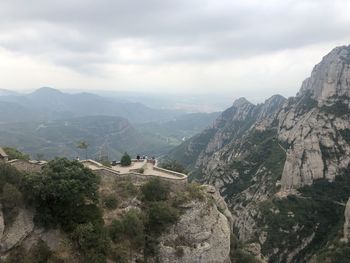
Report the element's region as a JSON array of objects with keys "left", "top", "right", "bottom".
[
  {"left": 141, "top": 177, "right": 170, "bottom": 202},
  {"left": 101, "top": 194, "right": 119, "bottom": 210},
  {"left": 25, "top": 158, "right": 101, "bottom": 231},
  {"left": 120, "top": 152, "right": 131, "bottom": 166},
  {"left": 321, "top": 98, "right": 350, "bottom": 117},
  {"left": 258, "top": 168, "right": 350, "bottom": 262},
  {"left": 3, "top": 147, "right": 29, "bottom": 161}
]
